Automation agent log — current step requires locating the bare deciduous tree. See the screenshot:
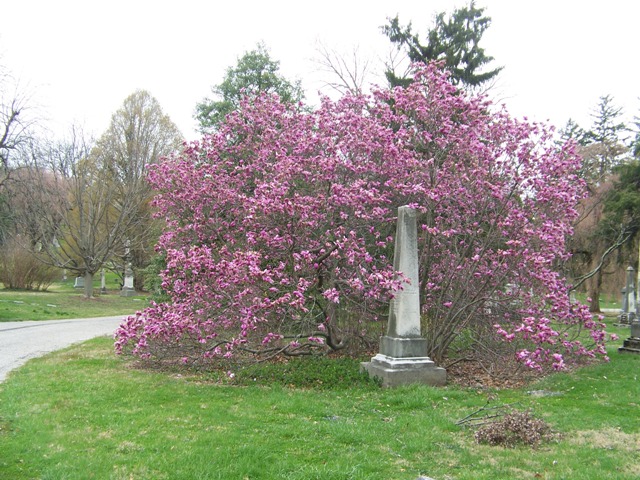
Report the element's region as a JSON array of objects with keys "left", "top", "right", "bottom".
[
  {"left": 15, "top": 127, "right": 151, "bottom": 298},
  {"left": 314, "top": 42, "right": 374, "bottom": 96},
  {"left": 0, "top": 63, "right": 35, "bottom": 188}
]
